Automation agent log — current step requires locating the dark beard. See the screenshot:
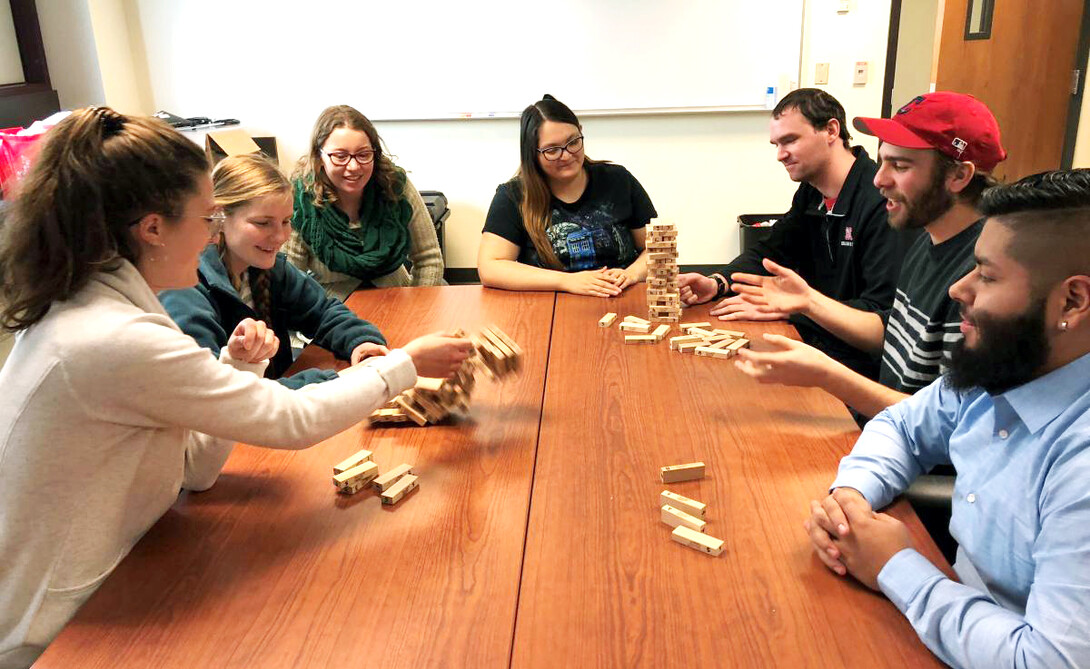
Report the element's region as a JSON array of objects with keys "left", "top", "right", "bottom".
[
  {"left": 894, "top": 165, "right": 955, "bottom": 230},
  {"left": 945, "top": 298, "right": 1050, "bottom": 395}
]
